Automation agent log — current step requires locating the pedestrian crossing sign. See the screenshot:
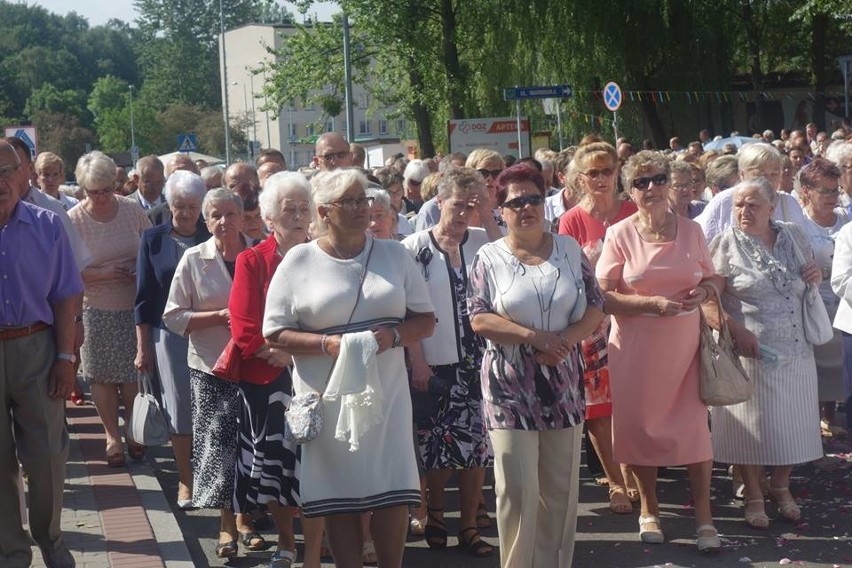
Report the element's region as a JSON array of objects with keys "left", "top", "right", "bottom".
[{"left": 177, "top": 134, "right": 197, "bottom": 152}]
